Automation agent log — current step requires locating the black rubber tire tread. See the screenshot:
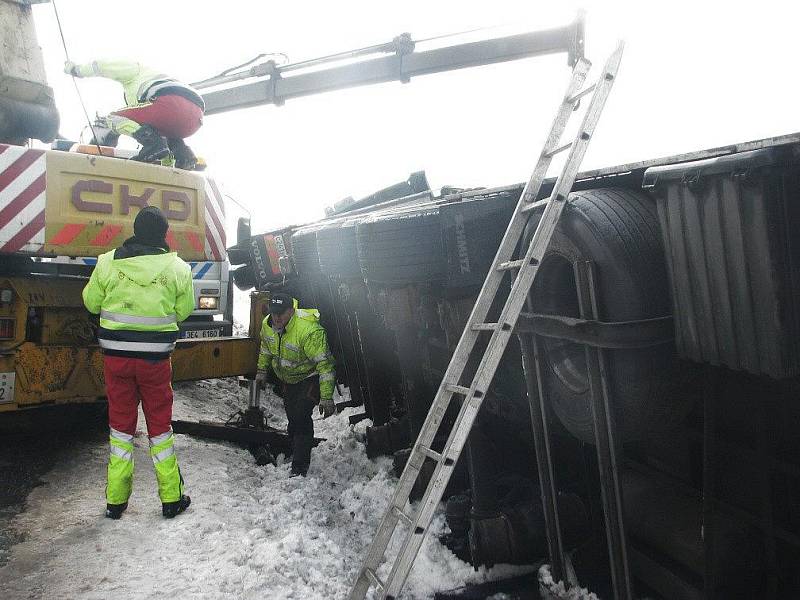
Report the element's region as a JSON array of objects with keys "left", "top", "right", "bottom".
[
  {"left": 316, "top": 224, "right": 361, "bottom": 278},
  {"left": 231, "top": 265, "right": 256, "bottom": 290},
  {"left": 291, "top": 228, "right": 322, "bottom": 276},
  {"left": 527, "top": 187, "right": 696, "bottom": 443},
  {"left": 357, "top": 210, "right": 445, "bottom": 284},
  {"left": 226, "top": 245, "right": 250, "bottom": 266}
]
